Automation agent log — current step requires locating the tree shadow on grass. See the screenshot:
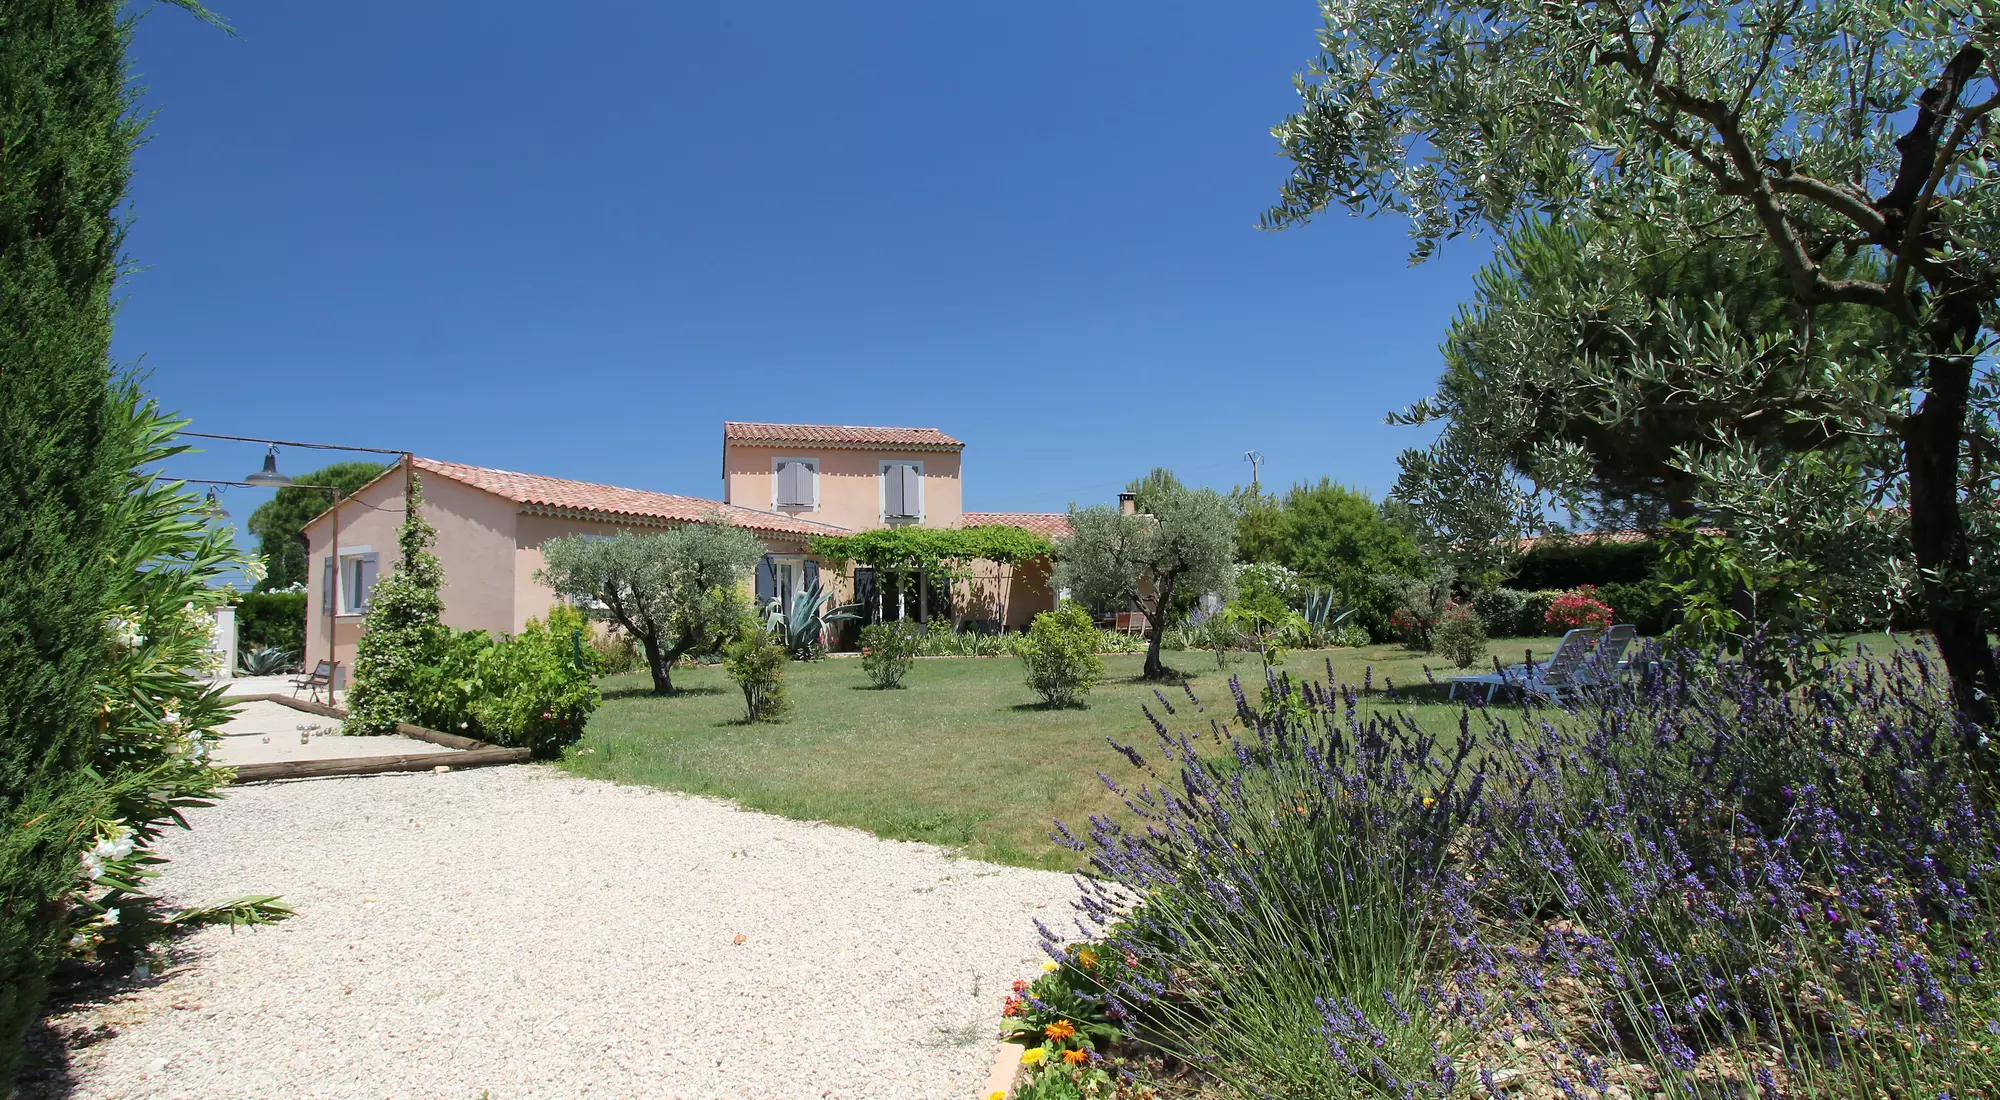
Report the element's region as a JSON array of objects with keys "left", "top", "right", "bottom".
[
  {"left": 600, "top": 684, "right": 728, "bottom": 701},
  {"left": 1008, "top": 701, "right": 1090, "bottom": 712}
]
